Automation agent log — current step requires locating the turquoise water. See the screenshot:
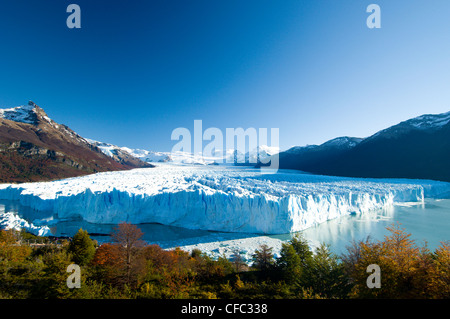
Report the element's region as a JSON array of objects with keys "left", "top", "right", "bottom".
[
  {"left": 1, "top": 199, "right": 449, "bottom": 255},
  {"left": 278, "top": 199, "right": 450, "bottom": 255}
]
